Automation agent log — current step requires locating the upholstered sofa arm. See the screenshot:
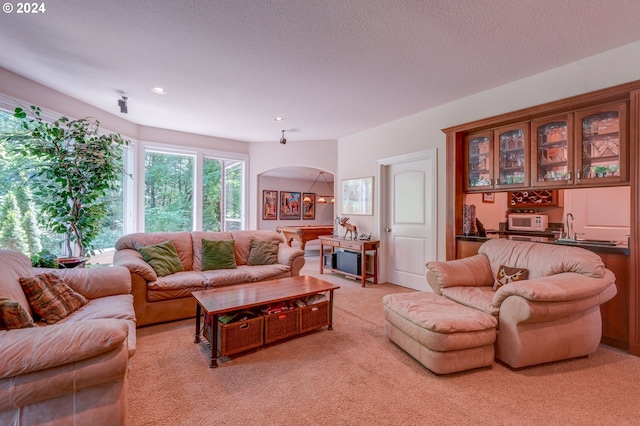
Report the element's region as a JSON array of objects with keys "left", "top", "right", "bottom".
[
  {"left": 0, "top": 319, "right": 128, "bottom": 379},
  {"left": 277, "top": 243, "right": 305, "bottom": 266},
  {"left": 113, "top": 248, "right": 158, "bottom": 282},
  {"left": 492, "top": 269, "right": 617, "bottom": 308},
  {"left": 426, "top": 255, "right": 493, "bottom": 295},
  {"left": 499, "top": 283, "right": 617, "bottom": 326},
  {"left": 34, "top": 266, "right": 132, "bottom": 299}
]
